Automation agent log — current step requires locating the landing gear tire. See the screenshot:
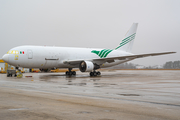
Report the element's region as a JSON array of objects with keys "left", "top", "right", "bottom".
[
  {"left": 93, "top": 72, "right": 97, "bottom": 76},
  {"left": 66, "top": 71, "right": 68, "bottom": 75},
  {"left": 90, "top": 71, "right": 101, "bottom": 77},
  {"left": 97, "top": 71, "right": 101, "bottom": 76},
  {"left": 90, "top": 72, "right": 94, "bottom": 76},
  {"left": 65, "top": 68, "right": 76, "bottom": 76},
  {"left": 72, "top": 71, "right": 76, "bottom": 75},
  {"left": 14, "top": 74, "right": 17, "bottom": 77}
]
